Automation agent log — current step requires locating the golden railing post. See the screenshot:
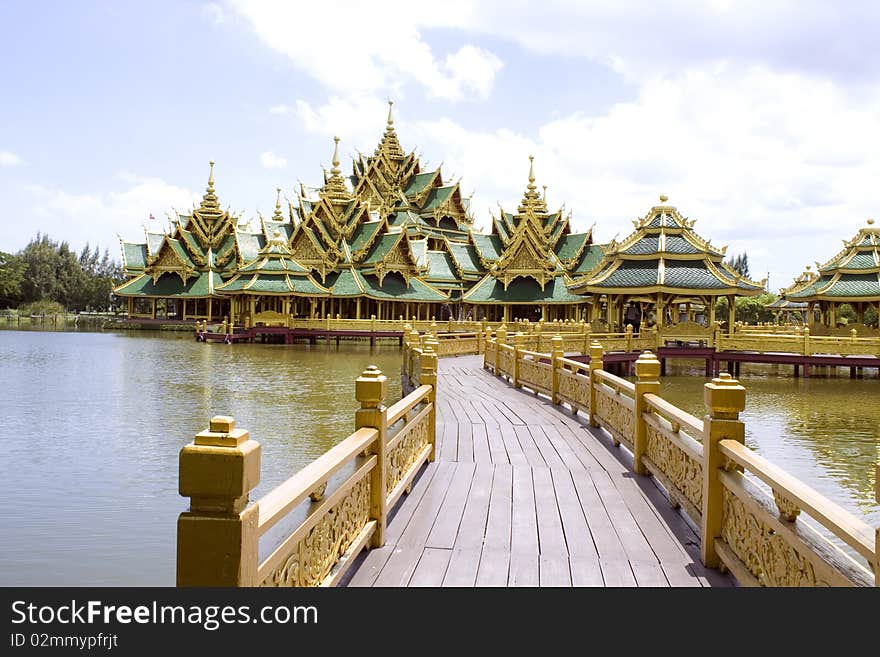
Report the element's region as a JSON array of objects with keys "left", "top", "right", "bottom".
[
  {"left": 355, "top": 366, "right": 388, "bottom": 548},
  {"left": 550, "top": 334, "right": 564, "bottom": 405},
  {"left": 448, "top": 317, "right": 454, "bottom": 332},
  {"left": 495, "top": 323, "right": 507, "bottom": 375},
  {"left": 513, "top": 331, "right": 525, "bottom": 388},
  {"left": 535, "top": 320, "right": 543, "bottom": 352},
  {"left": 625, "top": 323, "right": 633, "bottom": 352},
  {"left": 700, "top": 373, "right": 746, "bottom": 569},
  {"left": 633, "top": 351, "right": 661, "bottom": 476},
  {"left": 420, "top": 342, "right": 438, "bottom": 462},
  {"left": 326, "top": 312, "right": 331, "bottom": 331},
  {"left": 177, "top": 415, "right": 261, "bottom": 586},
  {"left": 371, "top": 314, "right": 376, "bottom": 333},
  {"left": 803, "top": 326, "right": 810, "bottom": 356},
  {"left": 583, "top": 322, "right": 591, "bottom": 355},
  {"left": 588, "top": 341, "right": 604, "bottom": 428}
]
